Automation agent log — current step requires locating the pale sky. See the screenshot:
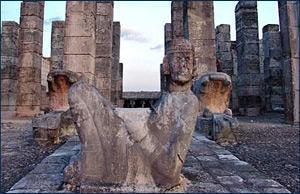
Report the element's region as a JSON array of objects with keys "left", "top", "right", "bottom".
[{"left": 1, "top": 1, "right": 279, "bottom": 91}]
